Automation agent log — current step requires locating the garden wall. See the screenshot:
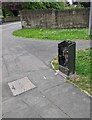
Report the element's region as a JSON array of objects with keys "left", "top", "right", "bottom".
[
  {"left": 20, "top": 8, "right": 89, "bottom": 28},
  {"left": 4, "top": 16, "right": 20, "bottom": 22}
]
